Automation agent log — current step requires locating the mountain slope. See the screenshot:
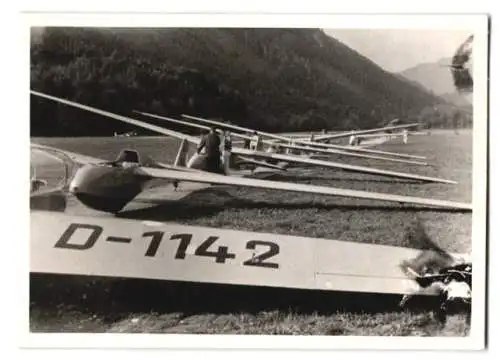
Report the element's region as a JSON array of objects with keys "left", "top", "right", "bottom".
[
  {"left": 400, "top": 58, "right": 455, "bottom": 95},
  {"left": 399, "top": 59, "right": 471, "bottom": 108},
  {"left": 31, "top": 28, "right": 451, "bottom": 136}
]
